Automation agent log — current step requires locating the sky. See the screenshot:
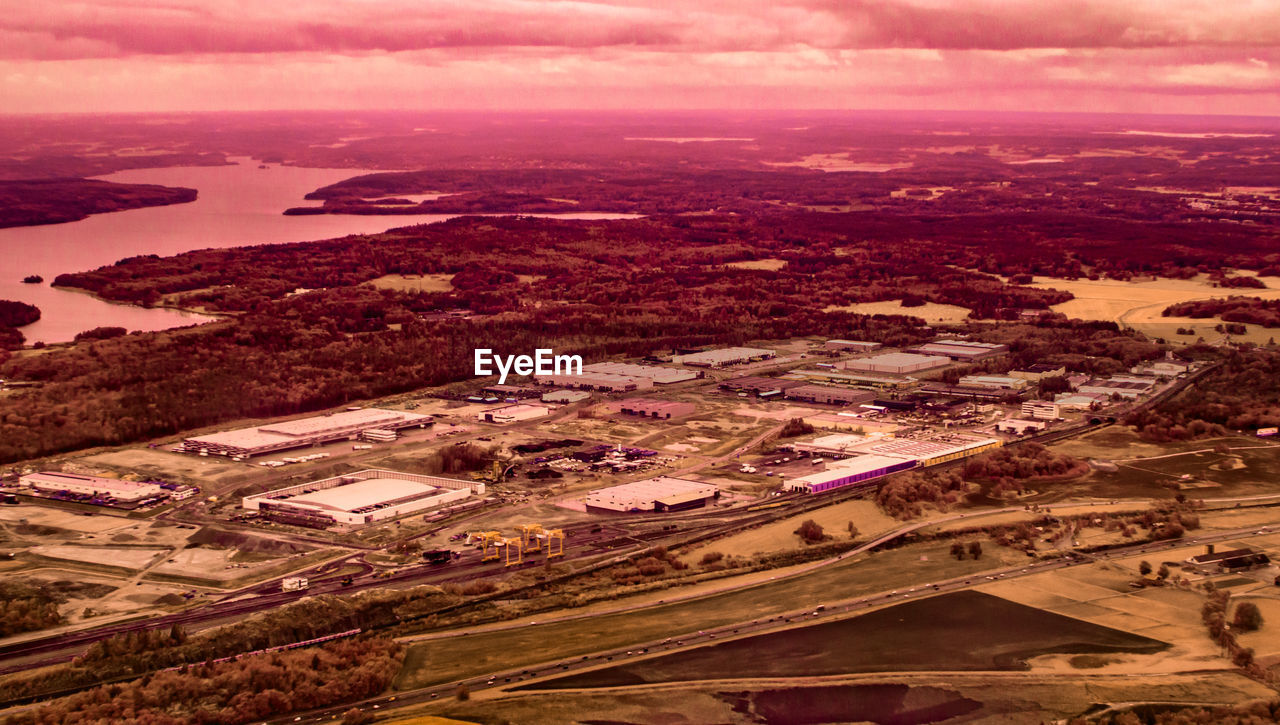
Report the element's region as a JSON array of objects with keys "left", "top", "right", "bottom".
[{"left": 3, "top": 0, "right": 1280, "bottom": 115}]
